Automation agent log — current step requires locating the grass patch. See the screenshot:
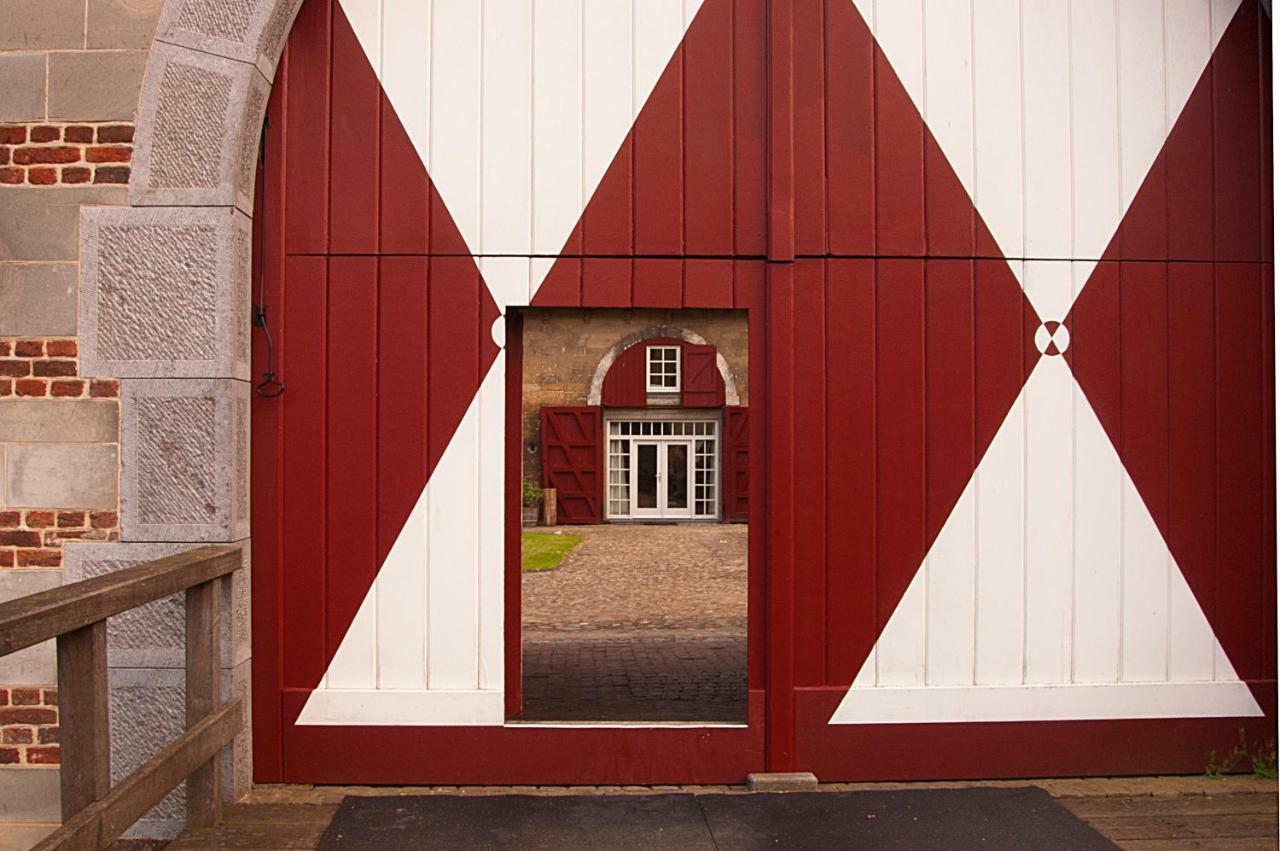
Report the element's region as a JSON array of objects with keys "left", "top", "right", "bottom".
[{"left": 522, "top": 531, "right": 582, "bottom": 572}]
